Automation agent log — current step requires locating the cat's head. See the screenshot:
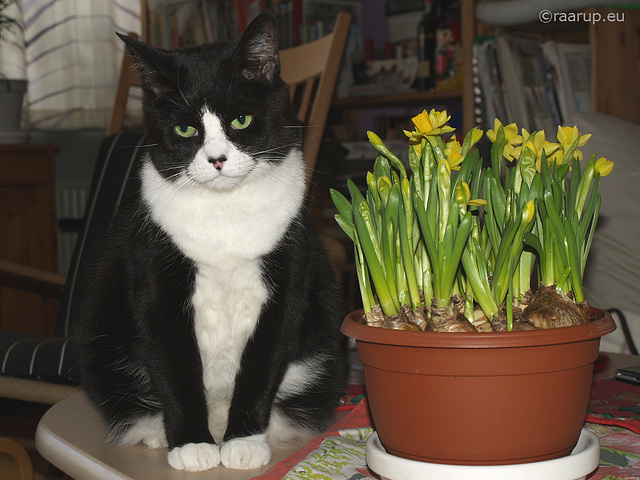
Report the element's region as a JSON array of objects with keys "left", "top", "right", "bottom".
[{"left": 118, "top": 13, "right": 301, "bottom": 191}]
